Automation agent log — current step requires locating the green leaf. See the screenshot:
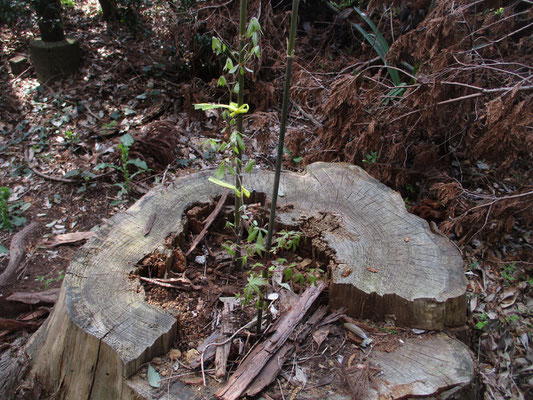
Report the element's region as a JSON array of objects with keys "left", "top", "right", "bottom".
[
  {"left": 212, "top": 36, "right": 221, "bottom": 53},
  {"left": 217, "top": 76, "right": 227, "bottom": 87},
  {"left": 292, "top": 156, "right": 303, "bottom": 163},
  {"left": 224, "top": 57, "right": 234, "bottom": 72},
  {"left": 214, "top": 163, "right": 226, "bottom": 179},
  {"left": 94, "top": 162, "right": 109, "bottom": 171},
  {"left": 128, "top": 158, "right": 148, "bottom": 170},
  {"left": 208, "top": 177, "right": 237, "bottom": 192},
  {"left": 247, "top": 226, "right": 258, "bottom": 242},
  {"left": 246, "top": 17, "right": 262, "bottom": 37},
  {"left": 120, "top": 133, "right": 134, "bottom": 148},
  {"left": 147, "top": 364, "right": 161, "bottom": 388},
  {"left": 226, "top": 163, "right": 236, "bottom": 176},
  {"left": 252, "top": 45, "right": 260, "bottom": 57},
  {"left": 244, "top": 160, "right": 255, "bottom": 173},
  {"left": 241, "top": 186, "right": 250, "bottom": 198},
  {"left": 0, "top": 244, "right": 8, "bottom": 254},
  {"left": 12, "top": 216, "right": 26, "bottom": 227}
]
